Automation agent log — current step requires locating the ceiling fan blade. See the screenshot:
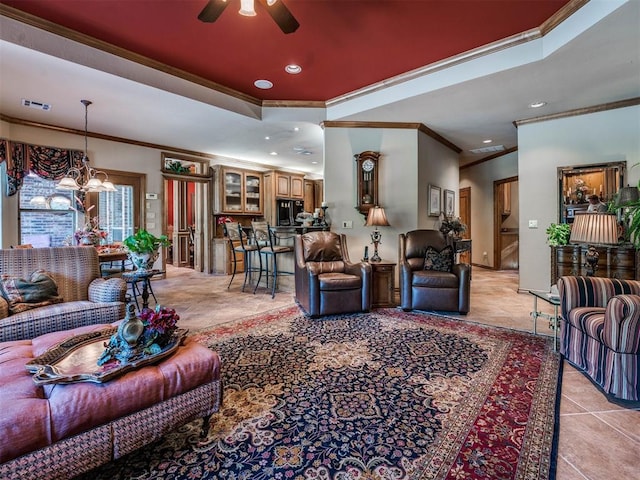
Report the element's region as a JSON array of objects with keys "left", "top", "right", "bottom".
[
  {"left": 258, "top": 0, "right": 300, "bottom": 34},
  {"left": 198, "top": 0, "right": 230, "bottom": 23}
]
